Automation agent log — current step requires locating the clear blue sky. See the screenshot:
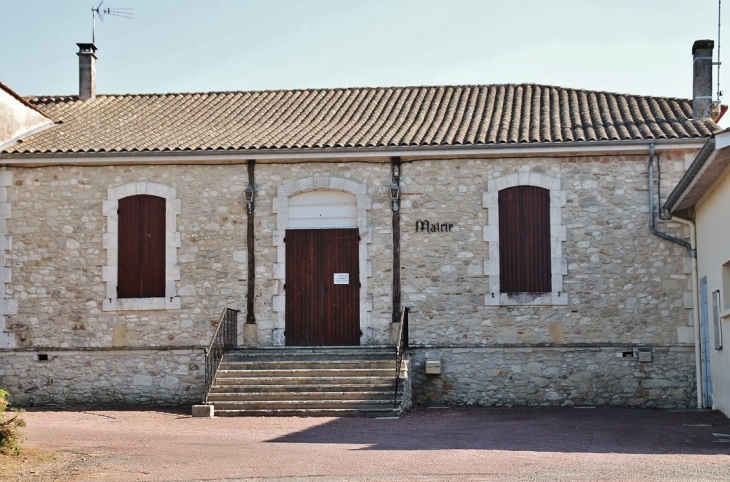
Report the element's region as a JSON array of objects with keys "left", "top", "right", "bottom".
[{"left": 1, "top": 0, "right": 726, "bottom": 109}]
